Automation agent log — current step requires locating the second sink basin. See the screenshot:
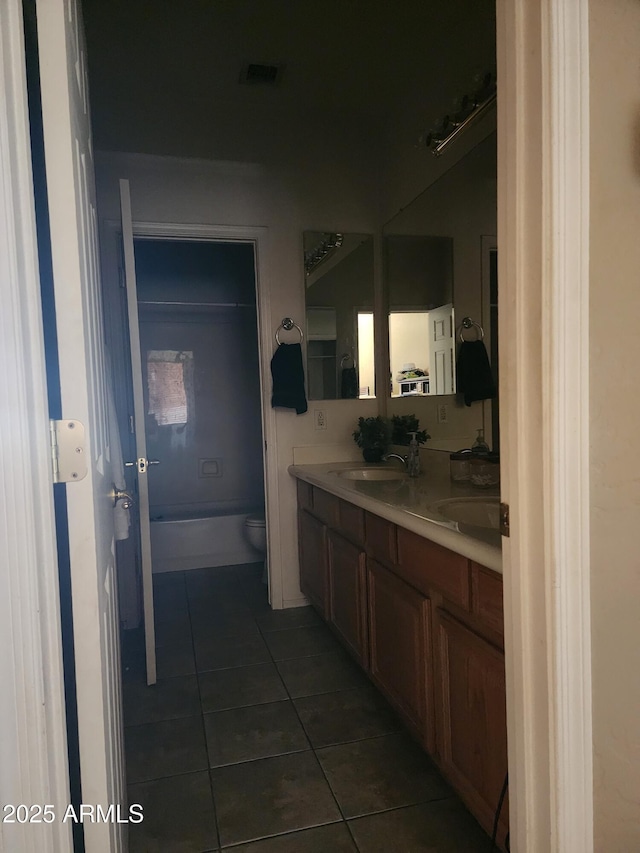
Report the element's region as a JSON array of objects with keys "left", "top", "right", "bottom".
[
  {"left": 430, "top": 496, "right": 500, "bottom": 529},
  {"left": 335, "top": 467, "right": 408, "bottom": 481}
]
